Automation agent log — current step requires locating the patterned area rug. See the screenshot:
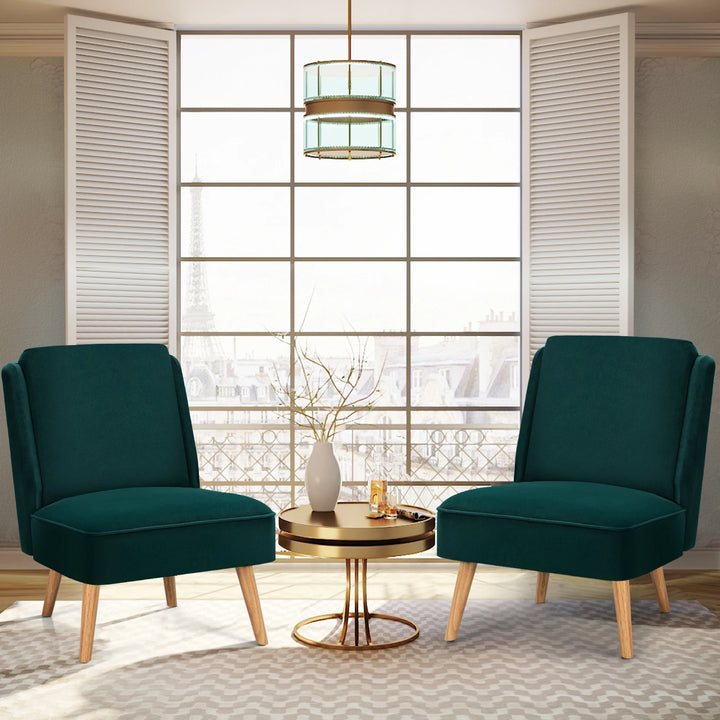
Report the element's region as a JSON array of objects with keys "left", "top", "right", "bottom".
[{"left": 1, "top": 599, "right": 719, "bottom": 719}]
